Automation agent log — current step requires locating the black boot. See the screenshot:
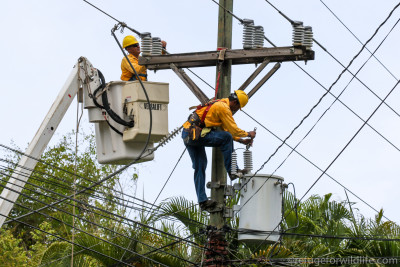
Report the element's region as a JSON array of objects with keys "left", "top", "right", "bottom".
[{"left": 199, "top": 200, "right": 217, "bottom": 212}]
